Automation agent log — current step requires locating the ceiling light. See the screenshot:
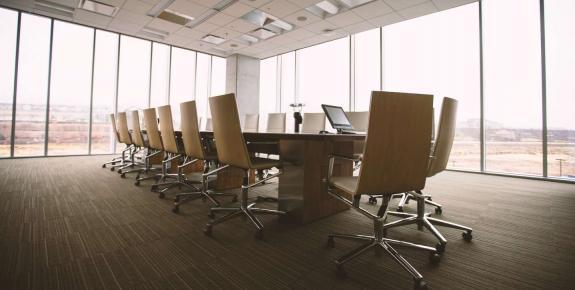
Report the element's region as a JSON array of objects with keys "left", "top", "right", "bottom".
[
  {"left": 240, "top": 34, "right": 258, "bottom": 43},
  {"left": 141, "top": 27, "right": 169, "bottom": 39},
  {"left": 250, "top": 28, "right": 276, "bottom": 40},
  {"left": 158, "top": 10, "right": 194, "bottom": 26},
  {"left": 35, "top": 0, "right": 75, "bottom": 18},
  {"left": 339, "top": 0, "right": 375, "bottom": 9},
  {"left": 201, "top": 34, "right": 226, "bottom": 45},
  {"left": 297, "top": 16, "right": 307, "bottom": 22},
  {"left": 241, "top": 10, "right": 293, "bottom": 36},
  {"left": 147, "top": 0, "right": 175, "bottom": 17},
  {"left": 79, "top": 0, "right": 118, "bottom": 17},
  {"left": 316, "top": 1, "right": 339, "bottom": 14},
  {"left": 321, "top": 28, "right": 336, "bottom": 36}
]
